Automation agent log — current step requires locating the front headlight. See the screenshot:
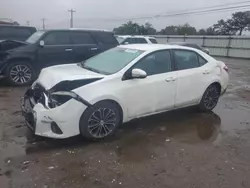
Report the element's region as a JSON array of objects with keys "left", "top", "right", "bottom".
[
  {"left": 48, "top": 91, "right": 73, "bottom": 108},
  {"left": 48, "top": 91, "right": 86, "bottom": 108}
]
